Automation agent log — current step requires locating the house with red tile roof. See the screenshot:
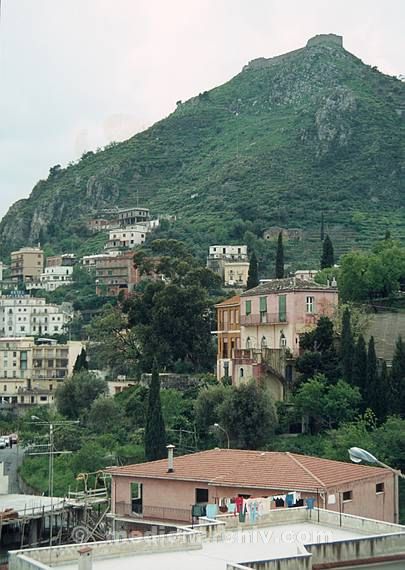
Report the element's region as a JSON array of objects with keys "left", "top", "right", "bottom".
[{"left": 106, "top": 448, "right": 395, "bottom": 524}]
